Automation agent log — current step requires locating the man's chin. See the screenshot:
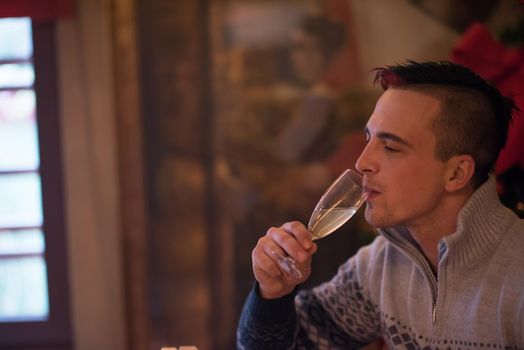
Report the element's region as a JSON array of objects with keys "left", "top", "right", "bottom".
[
  {"left": 364, "top": 210, "right": 395, "bottom": 229},
  {"left": 364, "top": 212, "right": 380, "bottom": 228}
]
